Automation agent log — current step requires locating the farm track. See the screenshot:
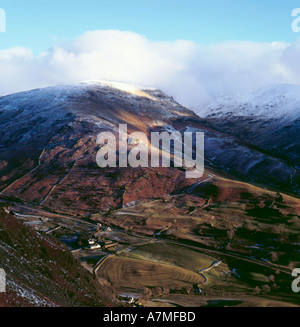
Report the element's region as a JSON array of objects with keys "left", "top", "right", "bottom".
[
  {"left": 198, "top": 260, "right": 222, "bottom": 284},
  {"left": 0, "top": 149, "right": 45, "bottom": 195}
]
